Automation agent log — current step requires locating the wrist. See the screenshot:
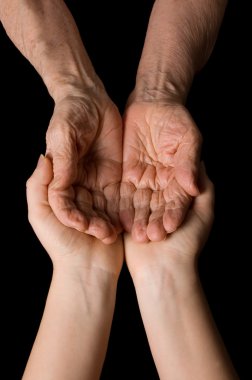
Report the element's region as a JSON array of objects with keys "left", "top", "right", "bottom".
[
  {"left": 47, "top": 73, "right": 106, "bottom": 104},
  {"left": 52, "top": 261, "right": 119, "bottom": 295},
  {"left": 131, "top": 257, "right": 198, "bottom": 297},
  {"left": 130, "top": 70, "right": 191, "bottom": 105}
]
